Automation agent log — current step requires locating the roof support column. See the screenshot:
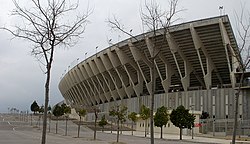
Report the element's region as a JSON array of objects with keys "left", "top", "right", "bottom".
[
  {"left": 82, "top": 63, "right": 100, "bottom": 104},
  {"left": 67, "top": 89, "right": 79, "bottom": 105},
  {"left": 67, "top": 72, "right": 85, "bottom": 105},
  {"left": 145, "top": 37, "right": 158, "bottom": 94},
  {"left": 219, "top": 19, "right": 238, "bottom": 87},
  {"left": 190, "top": 24, "right": 214, "bottom": 89},
  {"left": 115, "top": 48, "right": 143, "bottom": 97},
  {"left": 74, "top": 69, "right": 92, "bottom": 105},
  {"left": 115, "top": 49, "right": 143, "bottom": 97},
  {"left": 128, "top": 40, "right": 154, "bottom": 95},
  {"left": 166, "top": 33, "right": 191, "bottom": 91},
  {"left": 162, "top": 58, "right": 174, "bottom": 92},
  {"left": 100, "top": 52, "right": 122, "bottom": 100},
  {"left": 72, "top": 70, "right": 91, "bottom": 105},
  {"left": 94, "top": 57, "right": 112, "bottom": 102},
  {"left": 107, "top": 49, "right": 126, "bottom": 99},
  {"left": 78, "top": 65, "right": 98, "bottom": 104},
  {"left": 84, "top": 62, "right": 105, "bottom": 103}
]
